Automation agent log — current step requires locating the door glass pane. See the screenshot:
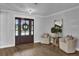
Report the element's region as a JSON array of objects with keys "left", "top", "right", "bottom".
[
  {"left": 31, "top": 31, "right": 33, "bottom": 35},
  {"left": 15, "top": 20, "right": 19, "bottom": 36},
  {"left": 25, "top": 31, "right": 29, "bottom": 35},
  {"left": 21, "top": 20, "right": 29, "bottom": 35},
  {"left": 31, "top": 21, "right": 34, "bottom": 25},
  {"left": 31, "top": 21, "right": 34, "bottom": 35}
]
